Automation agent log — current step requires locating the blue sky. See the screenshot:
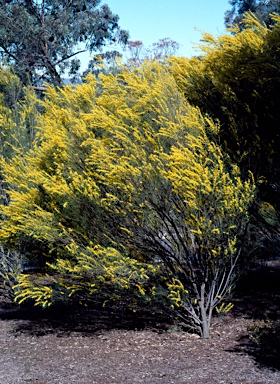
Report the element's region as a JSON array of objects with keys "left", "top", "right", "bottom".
[
  {"left": 78, "top": 1, "right": 230, "bottom": 70},
  {"left": 101, "top": 0, "right": 230, "bottom": 57}
]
